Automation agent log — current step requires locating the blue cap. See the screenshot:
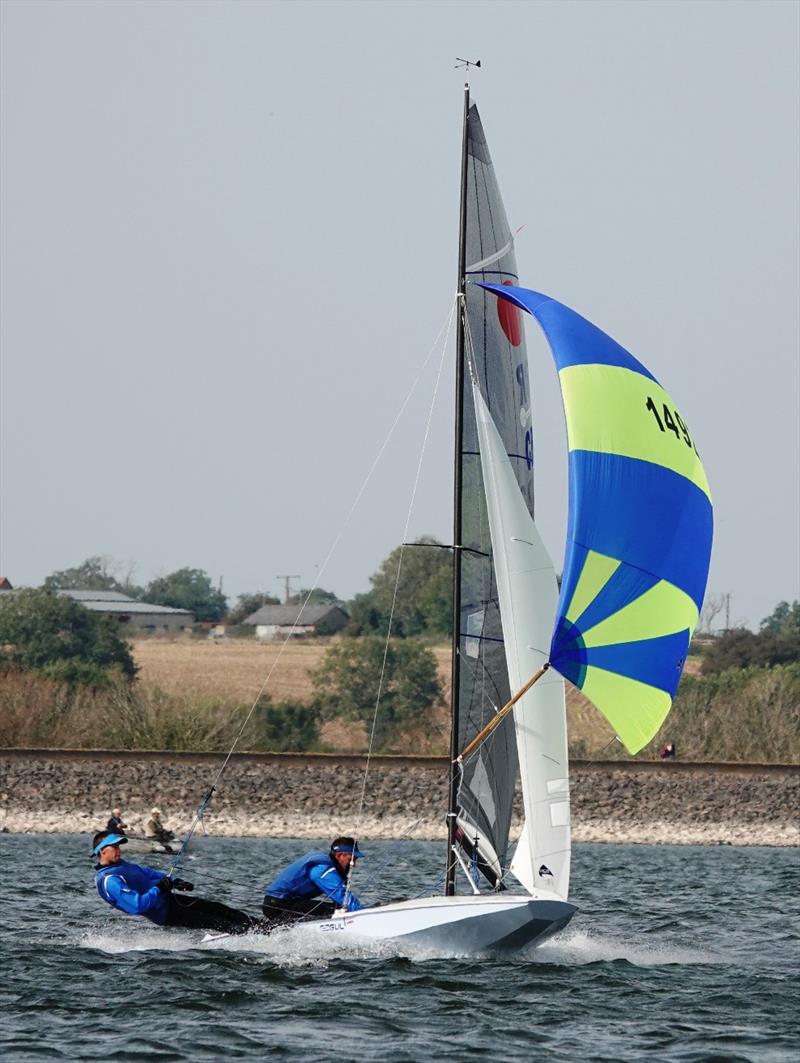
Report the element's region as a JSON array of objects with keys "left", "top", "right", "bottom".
[
  {"left": 331, "top": 841, "right": 364, "bottom": 858},
  {"left": 92, "top": 833, "right": 128, "bottom": 856}
]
